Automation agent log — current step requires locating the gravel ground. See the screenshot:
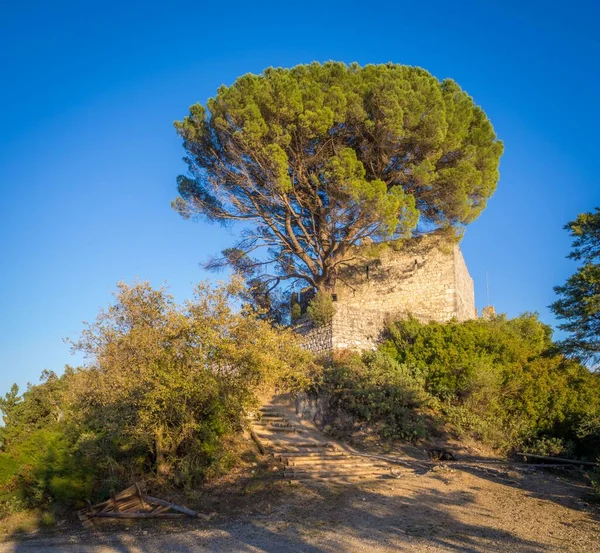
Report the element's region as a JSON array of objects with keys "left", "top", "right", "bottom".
[{"left": 2, "top": 461, "right": 598, "bottom": 553}]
